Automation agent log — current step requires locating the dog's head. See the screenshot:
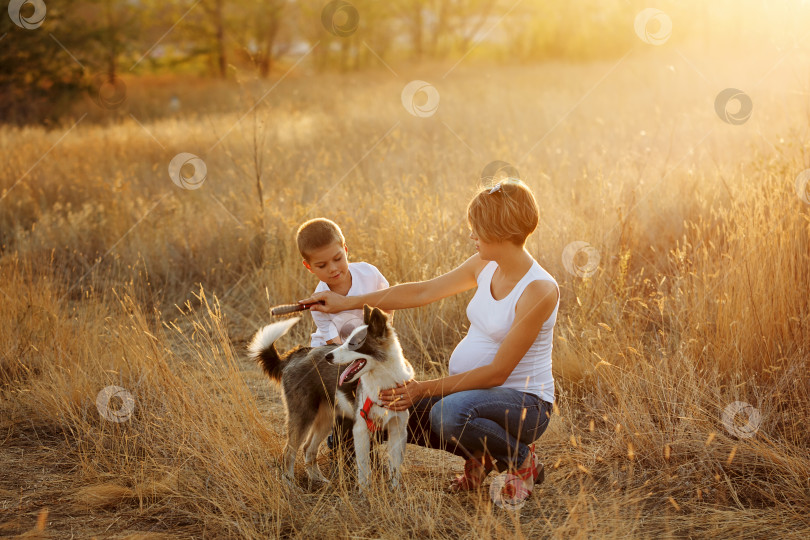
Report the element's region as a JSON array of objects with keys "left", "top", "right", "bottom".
[{"left": 325, "top": 305, "right": 393, "bottom": 386}]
